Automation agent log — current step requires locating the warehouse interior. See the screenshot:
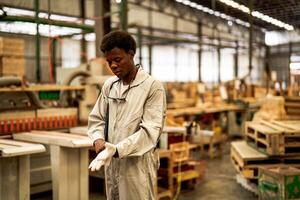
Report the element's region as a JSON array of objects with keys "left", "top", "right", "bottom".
[{"left": 1, "top": 0, "right": 300, "bottom": 199}]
